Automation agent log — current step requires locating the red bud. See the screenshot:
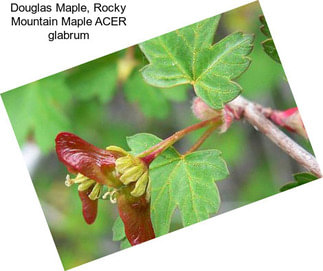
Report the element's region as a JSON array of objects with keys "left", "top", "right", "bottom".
[
  {"left": 191, "top": 97, "right": 234, "bottom": 133},
  {"left": 270, "top": 108, "right": 308, "bottom": 139}
]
